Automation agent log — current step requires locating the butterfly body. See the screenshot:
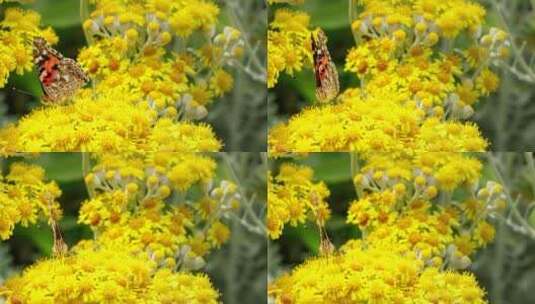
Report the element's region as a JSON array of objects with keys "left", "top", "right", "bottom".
[
  {"left": 311, "top": 29, "right": 339, "bottom": 103},
  {"left": 33, "top": 37, "right": 89, "bottom": 104},
  {"left": 51, "top": 221, "right": 68, "bottom": 257}
]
